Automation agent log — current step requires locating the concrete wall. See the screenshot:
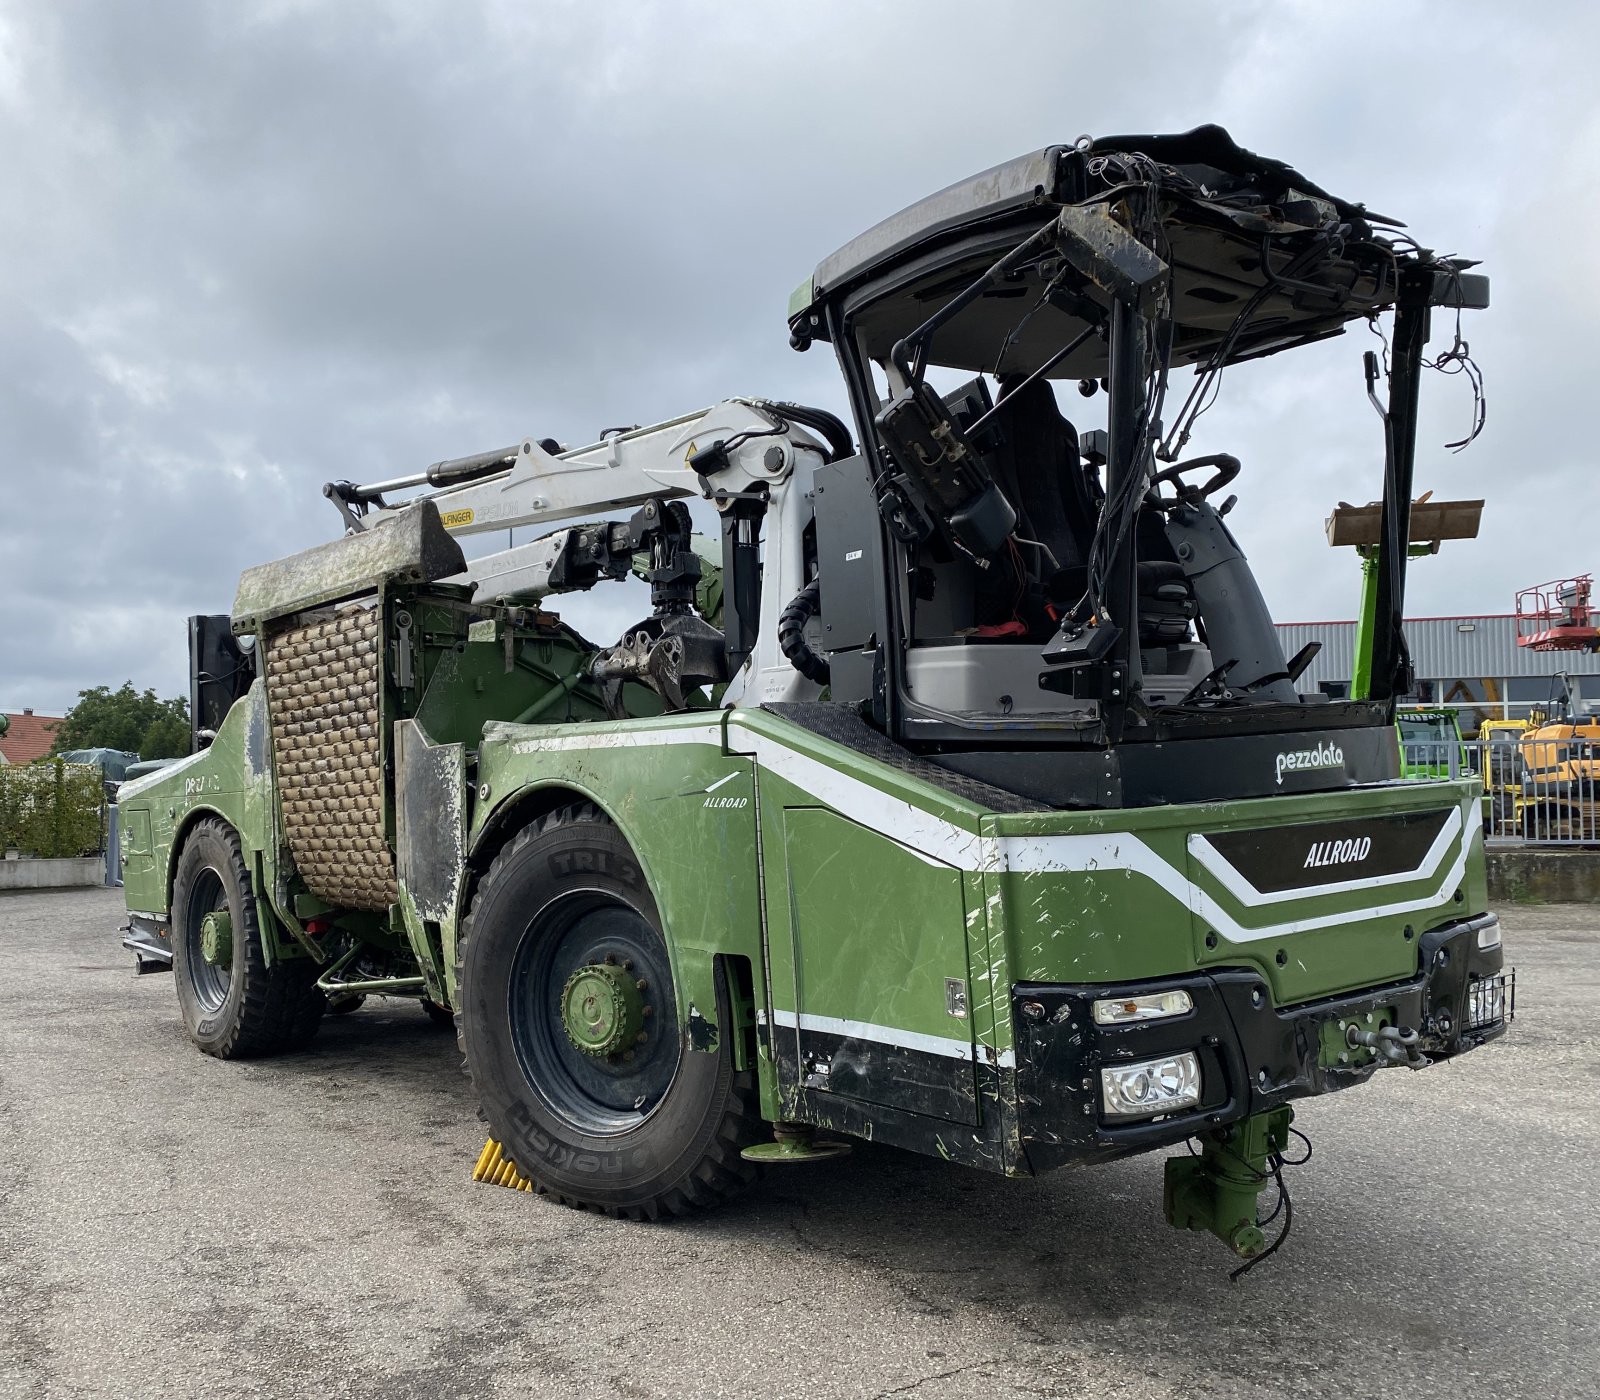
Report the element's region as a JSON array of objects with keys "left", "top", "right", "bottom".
[
  {"left": 0, "top": 856, "right": 106, "bottom": 891},
  {"left": 1487, "top": 849, "right": 1600, "bottom": 904}
]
